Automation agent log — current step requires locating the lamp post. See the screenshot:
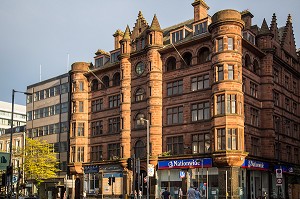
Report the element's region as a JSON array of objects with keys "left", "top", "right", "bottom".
[
  {"left": 8, "top": 89, "right": 32, "bottom": 197},
  {"left": 276, "top": 116, "right": 282, "bottom": 198},
  {"left": 140, "top": 118, "right": 149, "bottom": 199}
]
